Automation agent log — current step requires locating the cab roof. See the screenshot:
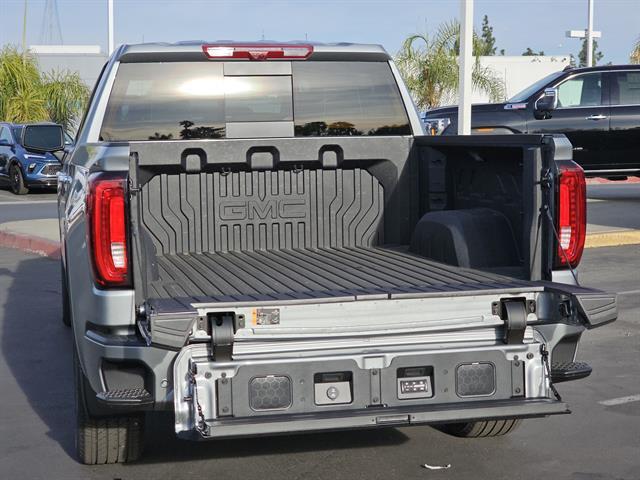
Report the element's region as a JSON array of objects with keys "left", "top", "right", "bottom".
[{"left": 114, "top": 41, "right": 391, "bottom": 63}]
